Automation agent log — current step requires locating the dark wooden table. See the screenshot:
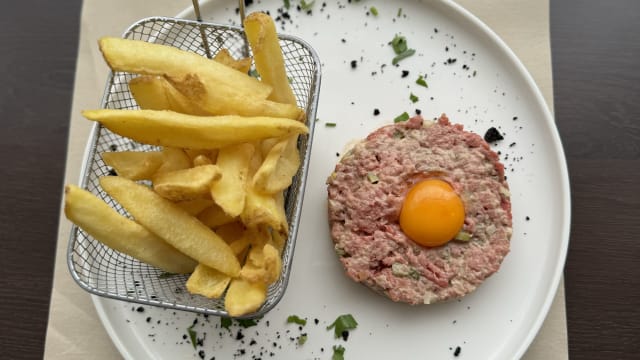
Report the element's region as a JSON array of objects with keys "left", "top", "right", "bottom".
[{"left": 1, "top": 0, "right": 638, "bottom": 359}]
